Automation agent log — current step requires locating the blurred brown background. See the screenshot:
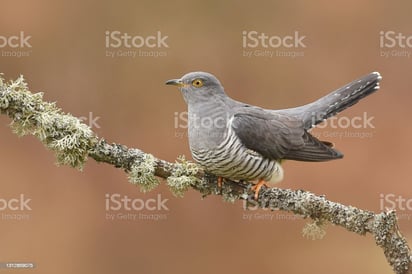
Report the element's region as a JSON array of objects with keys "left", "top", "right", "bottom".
[{"left": 1, "top": 0, "right": 411, "bottom": 273}]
